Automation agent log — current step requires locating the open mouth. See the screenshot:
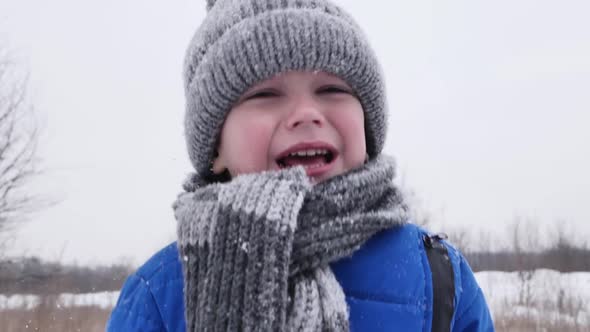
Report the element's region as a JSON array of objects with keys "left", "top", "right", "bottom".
[{"left": 276, "top": 148, "right": 337, "bottom": 171}]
